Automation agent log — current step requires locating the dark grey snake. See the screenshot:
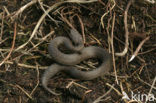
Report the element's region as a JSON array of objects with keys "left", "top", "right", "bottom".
[{"left": 42, "top": 29, "right": 112, "bottom": 95}]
